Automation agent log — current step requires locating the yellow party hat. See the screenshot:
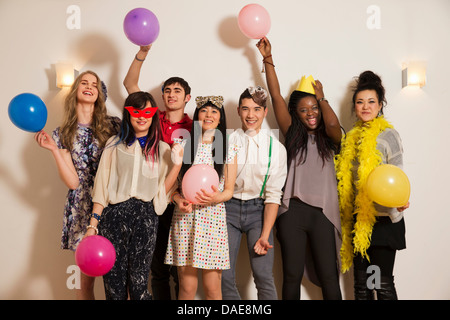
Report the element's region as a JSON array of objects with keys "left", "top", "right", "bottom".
[{"left": 295, "top": 75, "right": 316, "bottom": 95}]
